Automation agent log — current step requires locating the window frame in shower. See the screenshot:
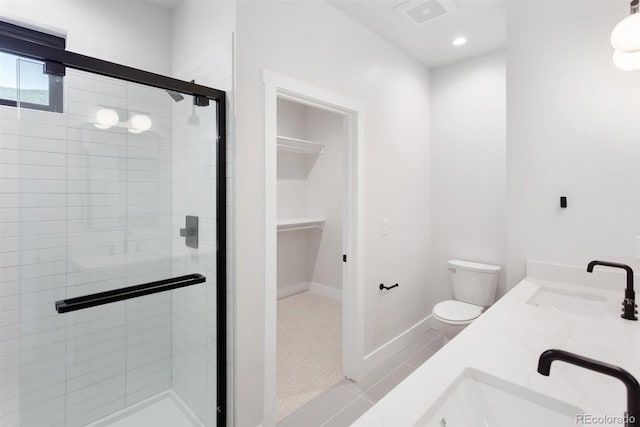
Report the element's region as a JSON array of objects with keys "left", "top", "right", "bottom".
[
  {"left": 0, "top": 20, "right": 65, "bottom": 112},
  {"left": 0, "top": 20, "right": 228, "bottom": 427}
]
